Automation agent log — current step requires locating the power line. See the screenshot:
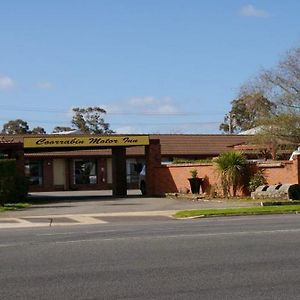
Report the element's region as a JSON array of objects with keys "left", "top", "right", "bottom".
[
  {"left": 0, "top": 117, "right": 220, "bottom": 126},
  {"left": 0, "top": 104, "right": 225, "bottom": 116},
  {"left": 0, "top": 105, "right": 66, "bottom": 113}
]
